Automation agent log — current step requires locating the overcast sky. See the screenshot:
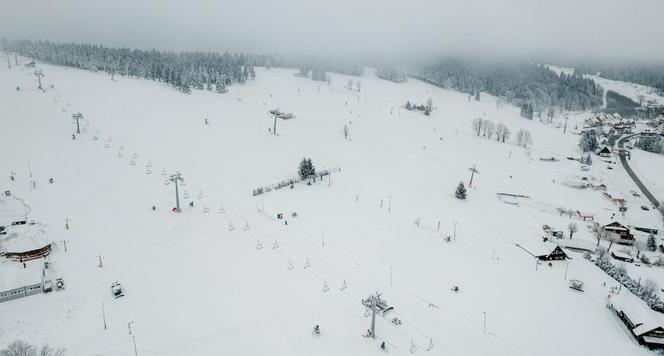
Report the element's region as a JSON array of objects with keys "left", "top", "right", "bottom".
[{"left": 2, "top": 0, "right": 664, "bottom": 63}]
